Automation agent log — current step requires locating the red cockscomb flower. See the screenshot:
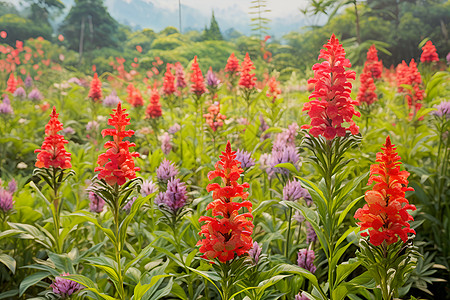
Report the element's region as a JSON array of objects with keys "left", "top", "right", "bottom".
[
  {"left": 266, "top": 76, "right": 281, "bottom": 102},
  {"left": 363, "top": 45, "right": 383, "bottom": 79},
  {"left": 88, "top": 73, "right": 102, "bottom": 102},
  {"left": 95, "top": 103, "right": 140, "bottom": 186},
  {"left": 190, "top": 56, "right": 206, "bottom": 97},
  {"left": 357, "top": 71, "right": 378, "bottom": 106},
  {"left": 238, "top": 53, "right": 256, "bottom": 90},
  {"left": 396, "top": 59, "right": 423, "bottom": 116},
  {"left": 162, "top": 64, "right": 176, "bottom": 96},
  {"left": 420, "top": 40, "right": 439, "bottom": 63},
  {"left": 354, "top": 136, "right": 416, "bottom": 246},
  {"left": 6, "top": 73, "right": 17, "bottom": 93},
  {"left": 146, "top": 88, "right": 162, "bottom": 119},
  {"left": 203, "top": 101, "right": 226, "bottom": 132},
  {"left": 126, "top": 84, "right": 144, "bottom": 107},
  {"left": 225, "top": 53, "right": 240, "bottom": 74},
  {"left": 197, "top": 141, "right": 254, "bottom": 263},
  {"left": 301, "top": 34, "right": 360, "bottom": 140},
  {"left": 35, "top": 107, "right": 72, "bottom": 169}
]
